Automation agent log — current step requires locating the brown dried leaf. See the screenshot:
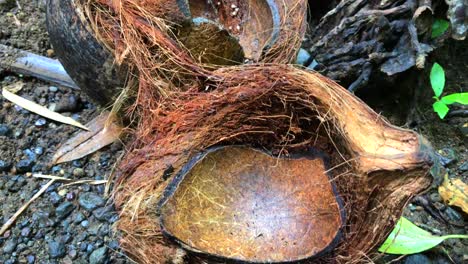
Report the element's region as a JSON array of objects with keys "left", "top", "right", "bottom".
[
  {"left": 438, "top": 174, "right": 468, "bottom": 214},
  {"left": 52, "top": 111, "right": 122, "bottom": 165}
]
